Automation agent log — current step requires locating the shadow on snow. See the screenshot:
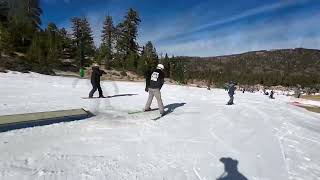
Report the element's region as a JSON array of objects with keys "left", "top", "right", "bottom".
[{"left": 216, "top": 157, "right": 248, "bottom": 180}]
